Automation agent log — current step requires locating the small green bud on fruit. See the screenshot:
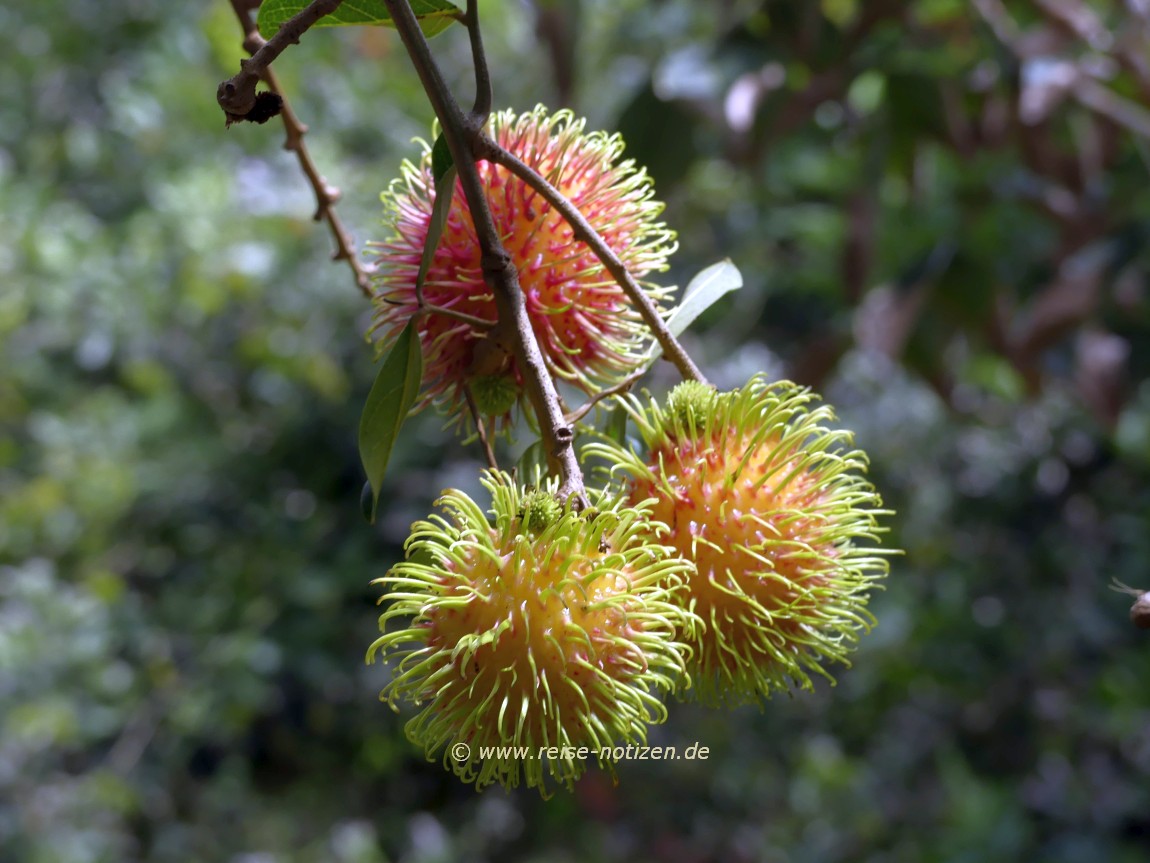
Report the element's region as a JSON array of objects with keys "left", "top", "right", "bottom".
[
  {"left": 470, "top": 373, "right": 519, "bottom": 417},
  {"left": 519, "top": 489, "right": 563, "bottom": 535},
  {"left": 665, "top": 380, "right": 717, "bottom": 435}
]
